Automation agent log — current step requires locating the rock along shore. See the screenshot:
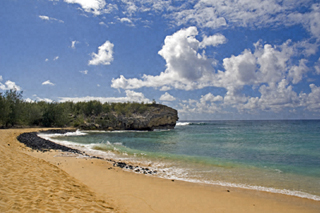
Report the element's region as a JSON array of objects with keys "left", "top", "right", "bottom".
[{"left": 17, "top": 130, "right": 159, "bottom": 175}]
